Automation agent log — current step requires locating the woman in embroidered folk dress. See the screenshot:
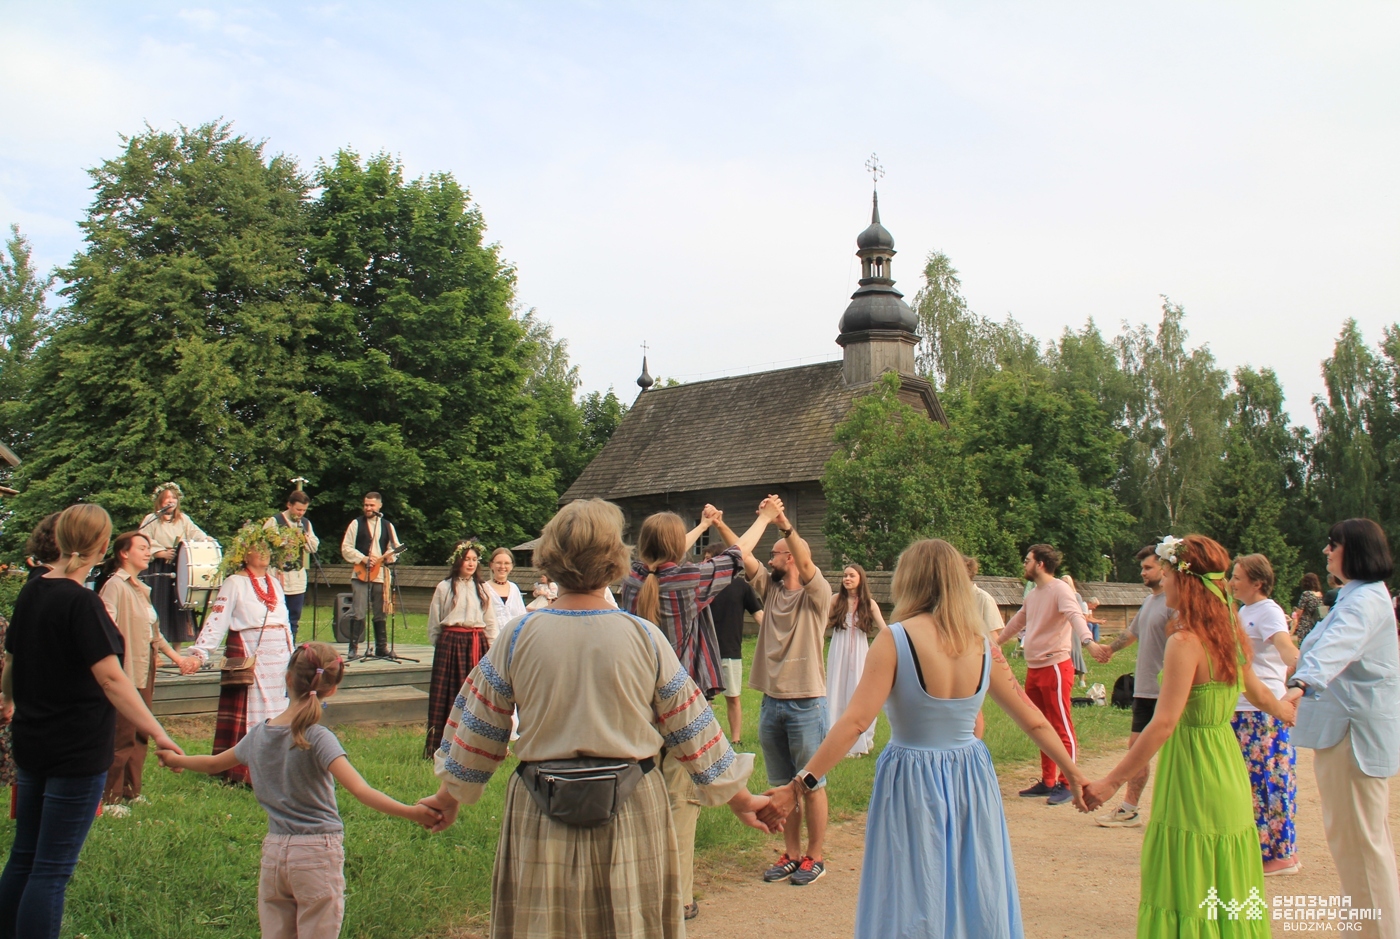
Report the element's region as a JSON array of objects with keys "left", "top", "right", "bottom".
[
  {"left": 1083, "top": 535, "right": 1297, "bottom": 939},
  {"left": 139, "top": 482, "right": 216, "bottom": 645},
  {"left": 98, "top": 531, "right": 195, "bottom": 806},
  {"left": 485, "top": 548, "right": 528, "bottom": 626},
  {"left": 185, "top": 525, "right": 298, "bottom": 785},
  {"left": 419, "top": 499, "right": 775, "bottom": 939},
  {"left": 424, "top": 542, "right": 497, "bottom": 758},
  {"left": 826, "top": 565, "right": 886, "bottom": 757}
]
